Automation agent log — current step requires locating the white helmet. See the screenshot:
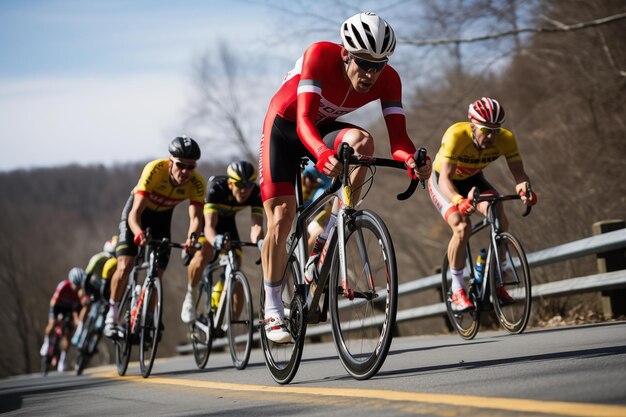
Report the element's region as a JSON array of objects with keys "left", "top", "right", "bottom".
[
  {"left": 340, "top": 12, "right": 396, "bottom": 60},
  {"left": 103, "top": 236, "right": 118, "bottom": 255}
]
